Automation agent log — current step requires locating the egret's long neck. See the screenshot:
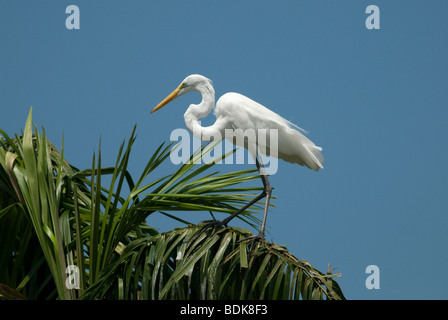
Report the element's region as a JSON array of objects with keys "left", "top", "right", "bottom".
[{"left": 184, "top": 82, "right": 224, "bottom": 140}]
